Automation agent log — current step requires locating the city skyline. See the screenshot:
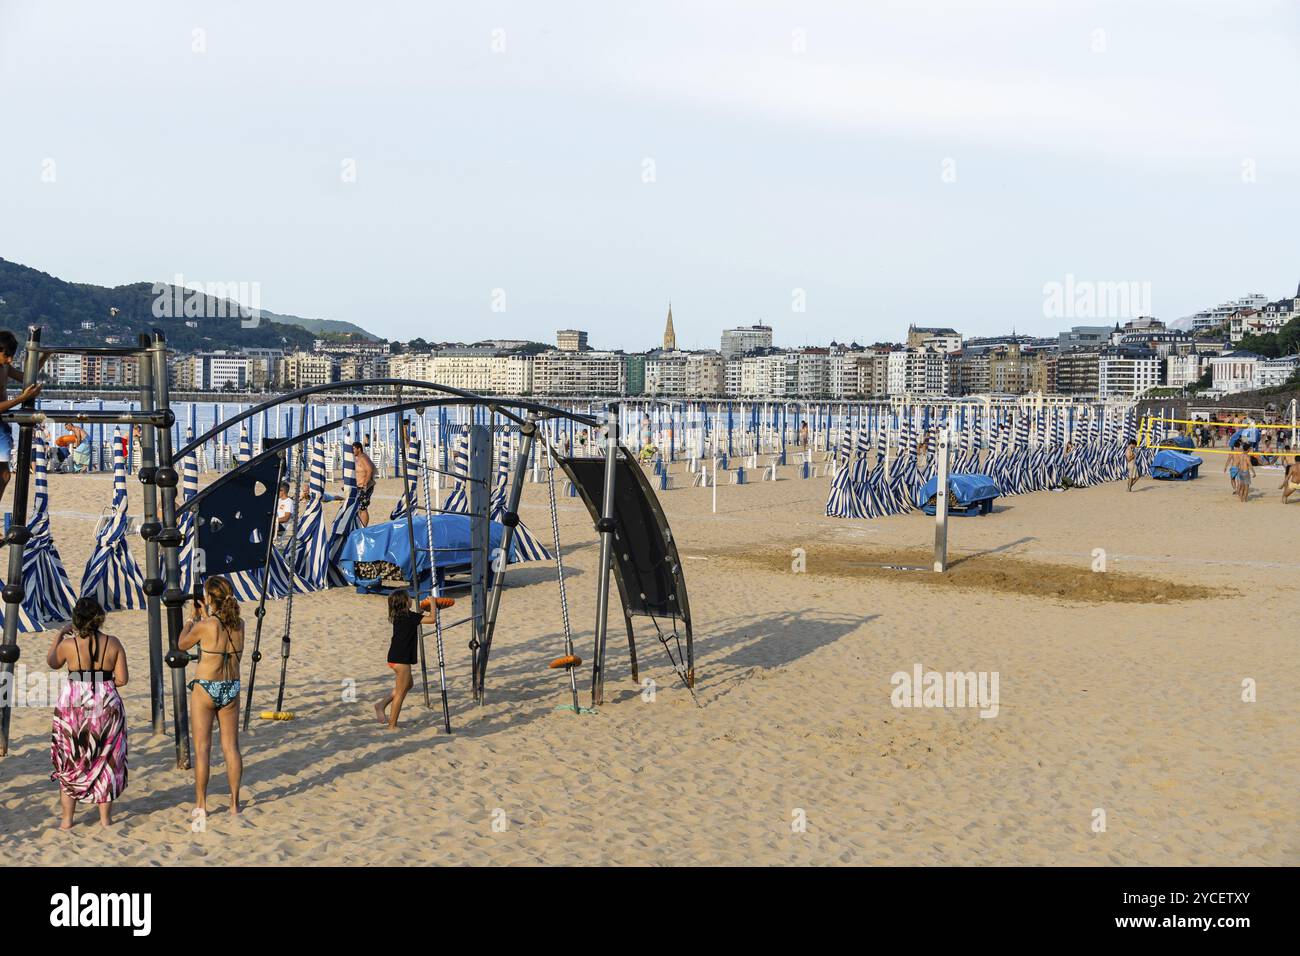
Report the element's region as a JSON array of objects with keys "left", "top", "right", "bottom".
[{"left": 3, "top": 2, "right": 1298, "bottom": 349}]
